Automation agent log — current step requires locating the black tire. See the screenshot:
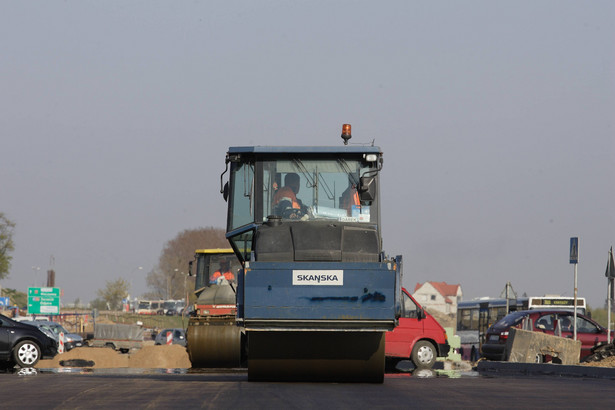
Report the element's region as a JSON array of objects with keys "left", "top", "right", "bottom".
[
  {"left": 470, "top": 345, "right": 478, "bottom": 362},
  {"left": 411, "top": 340, "right": 436, "bottom": 369},
  {"left": 384, "top": 358, "right": 399, "bottom": 373},
  {"left": 13, "top": 340, "right": 41, "bottom": 368}
]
